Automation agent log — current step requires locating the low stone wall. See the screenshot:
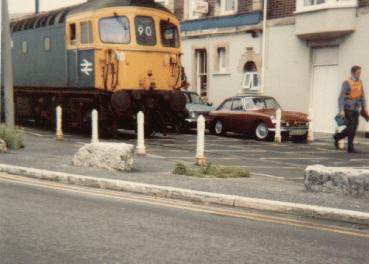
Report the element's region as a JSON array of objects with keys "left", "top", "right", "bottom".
[{"left": 305, "top": 165, "right": 369, "bottom": 197}]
